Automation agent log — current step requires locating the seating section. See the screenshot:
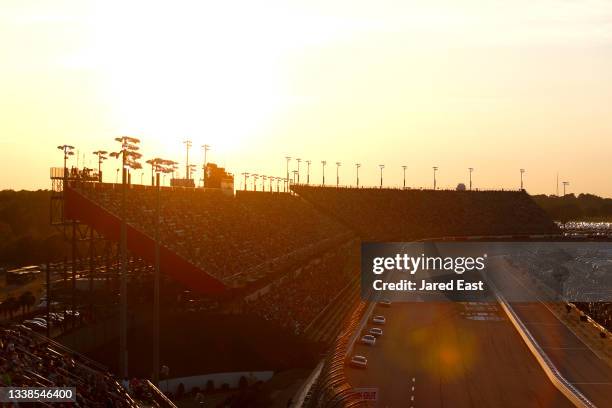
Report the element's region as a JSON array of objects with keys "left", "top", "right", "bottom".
[
  {"left": 245, "top": 242, "right": 358, "bottom": 335},
  {"left": 292, "top": 186, "right": 559, "bottom": 241},
  {"left": 0, "top": 326, "right": 136, "bottom": 407},
  {"left": 71, "top": 183, "right": 349, "bottom": 286}
]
